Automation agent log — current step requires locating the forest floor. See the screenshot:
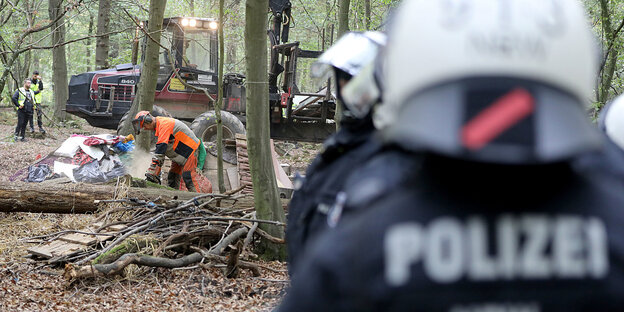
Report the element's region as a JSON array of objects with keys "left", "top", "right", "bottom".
[{"left": 0, "top": 109, "right": 320, "bottom": 311}]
